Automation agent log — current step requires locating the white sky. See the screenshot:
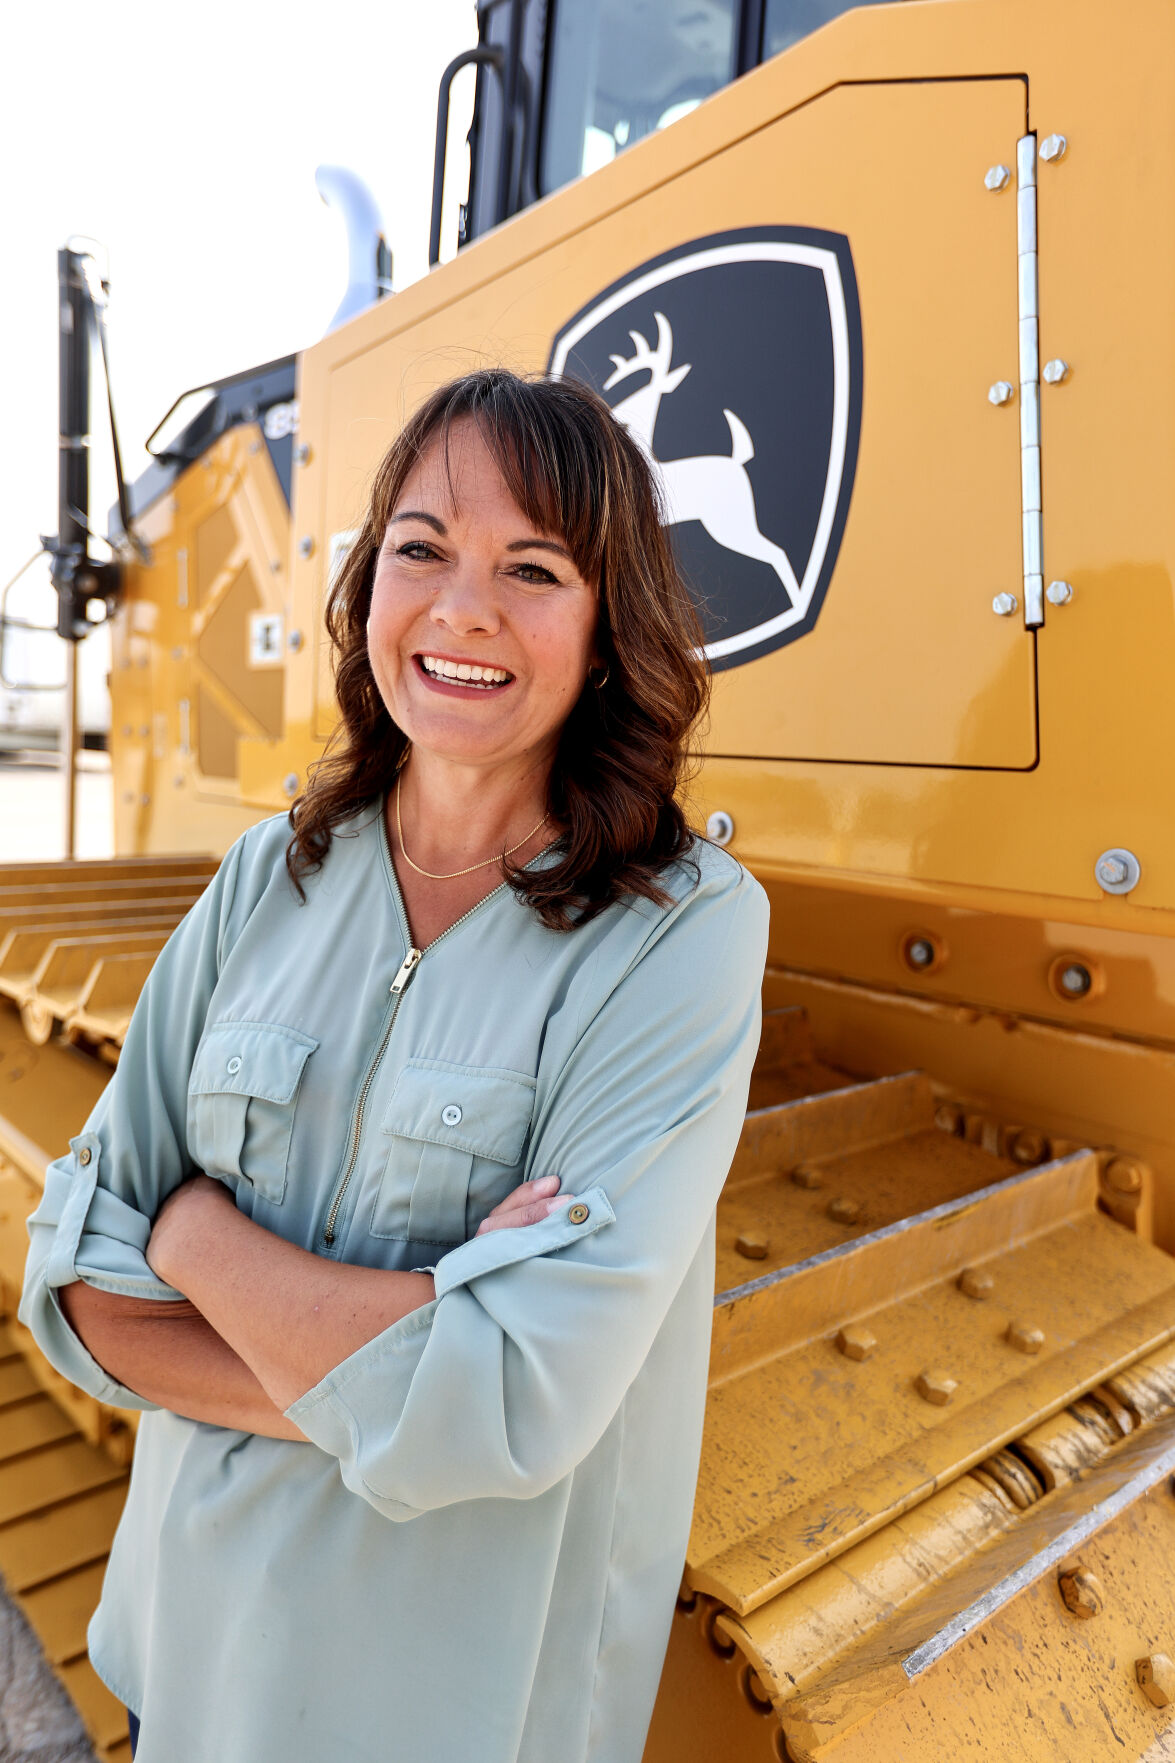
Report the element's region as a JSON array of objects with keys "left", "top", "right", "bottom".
[{"left": 0, "top": 0, "right": 478, "bottom": 640}]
